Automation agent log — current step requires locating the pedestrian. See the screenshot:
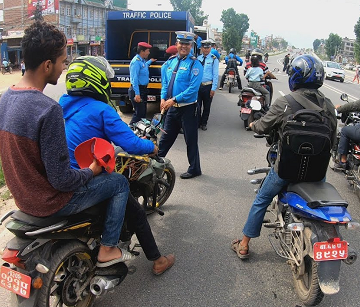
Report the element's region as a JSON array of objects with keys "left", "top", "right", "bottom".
[
  {"left": 158, "top": 31, "right": 203, "bottom": 179},
  {"left": 231, "top": 55, "right": 337, "bottom": 259},
  {"left": 283, "top": 53, "right": 290, "bottom": 72},
  {"left": 21, "top": 60, "right": 25, "bottom": 76},
  {"left": 59, "top": 55, "right": 175, "bottom": 275},
  {"left": 128, "top": 42, "right": 156, "bottom": 126},
  {"left": 0, "top": 21, "right": 134, "bottom": 268},
  {"left": 197, "top": 40, "right": 219, "bottom": 131},
  {"left": 352, "top": 65, "right": 360, "bottom": 84}
]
